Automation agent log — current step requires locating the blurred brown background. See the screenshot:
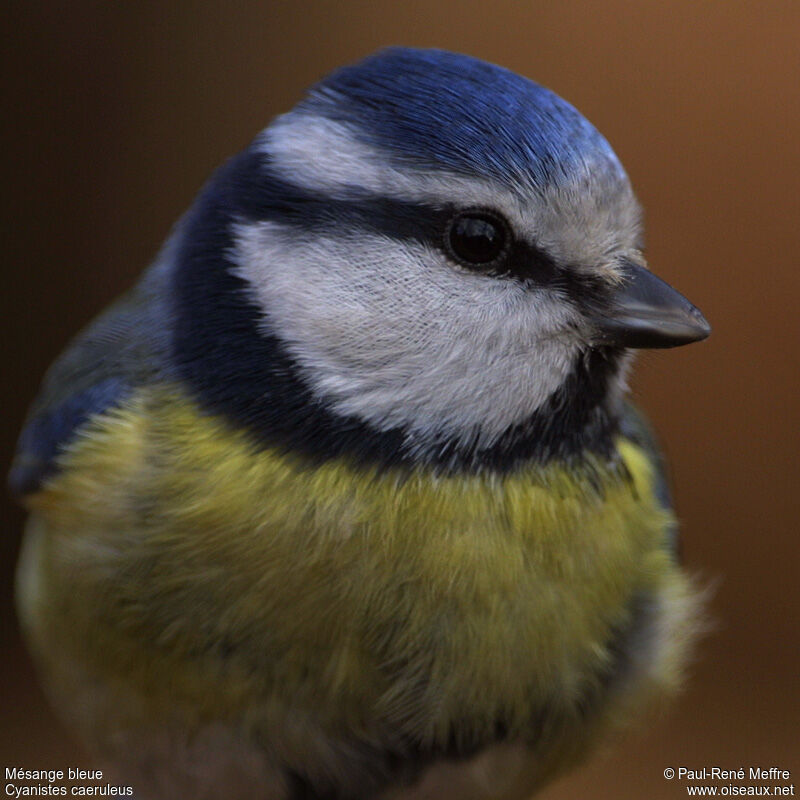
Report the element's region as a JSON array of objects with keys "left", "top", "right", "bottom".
[{"left": 2, "top": 2, "right": 798, "bottom": 797}]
